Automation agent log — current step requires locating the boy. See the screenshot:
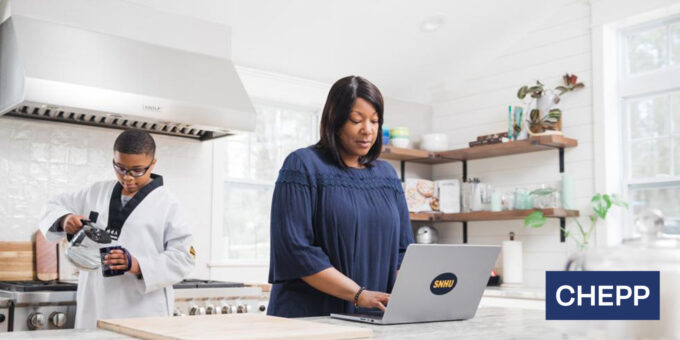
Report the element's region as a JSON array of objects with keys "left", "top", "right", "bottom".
[{"left": 39, "top": 130, "right": 195, "bottom": 328}]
